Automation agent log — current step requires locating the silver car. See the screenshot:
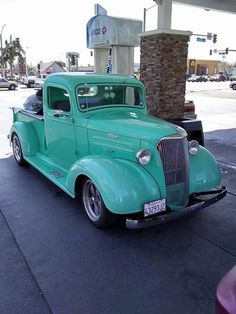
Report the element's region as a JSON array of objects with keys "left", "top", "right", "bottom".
[
  {"left": 230, "top": 80, "right": 236, "bottom": 90},
  {"left": 0, "top": 77, "right": 18, "bottom": 90}
]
